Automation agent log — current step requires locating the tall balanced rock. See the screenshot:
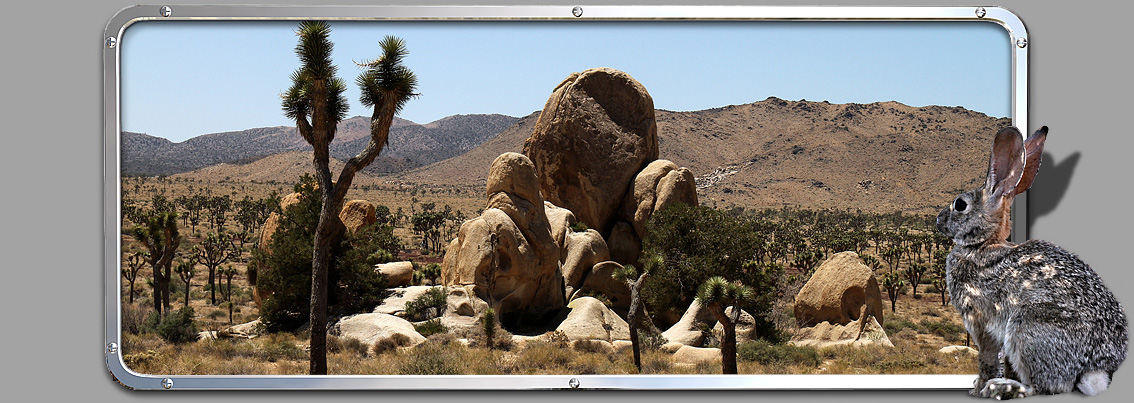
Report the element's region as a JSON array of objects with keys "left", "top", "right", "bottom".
[
  {"left": 523, "top": 67, "right": 659, "bottom": 235},
  {"left": 440, "top": 152, "right": 565, "bottom": 324},
  {"left": 794, "top": 251, "right": 884, "bottom": 327}
]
